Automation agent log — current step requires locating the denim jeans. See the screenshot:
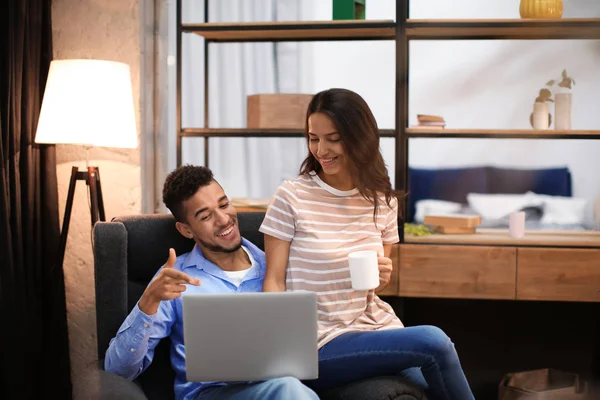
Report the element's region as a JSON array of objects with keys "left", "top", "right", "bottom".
[
  {"left": 196, "top": 377, "right": 319, "bottom": 400},
  {"left": 307, "top": 325, "right": 475, "bottom": 400}
]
